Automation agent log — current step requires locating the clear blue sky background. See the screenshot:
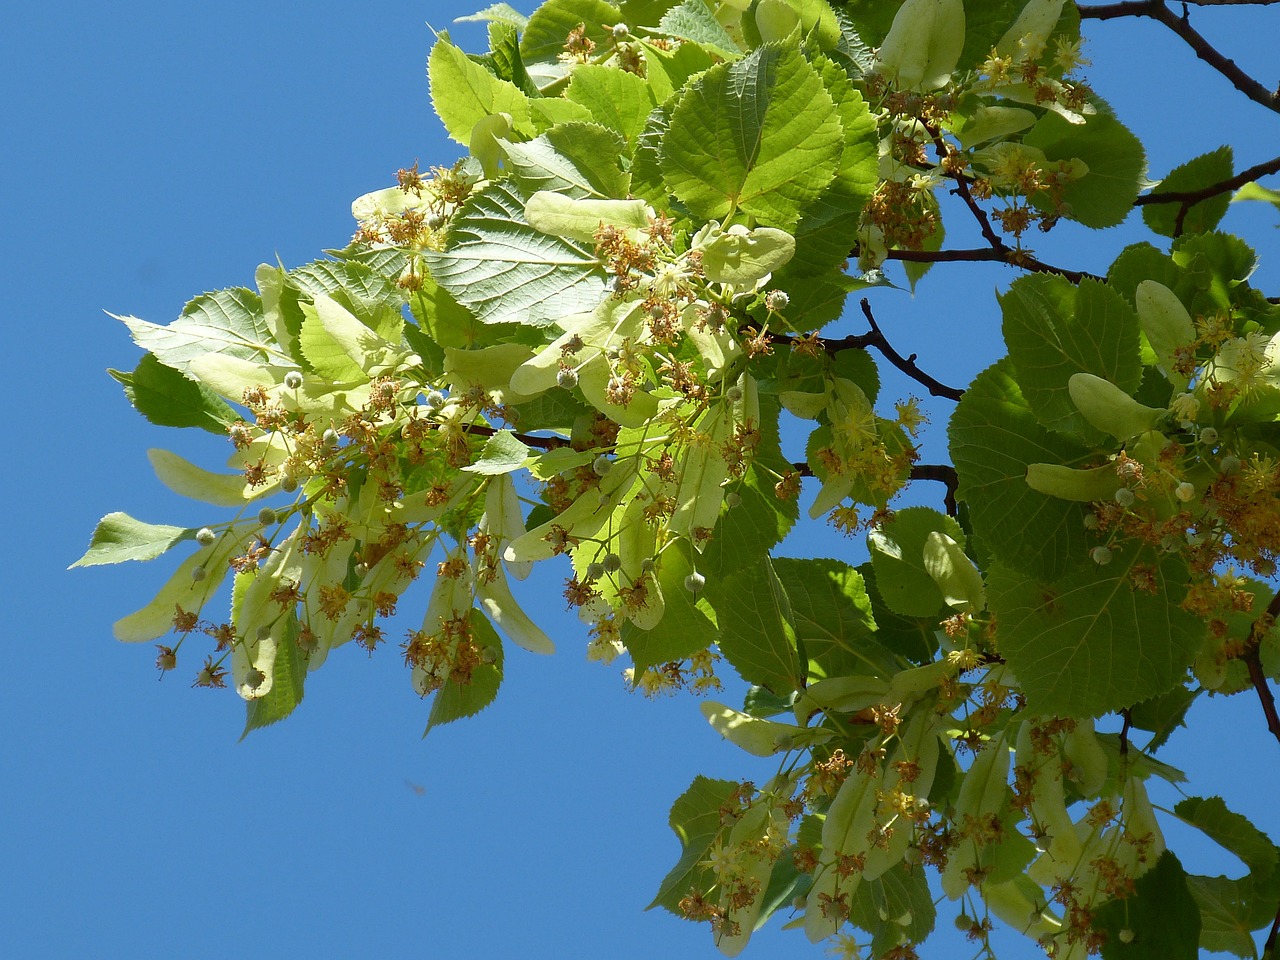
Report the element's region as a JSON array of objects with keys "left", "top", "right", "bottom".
[{"left": 4, "top": 2, "right": 1279, "bottom": 958}]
